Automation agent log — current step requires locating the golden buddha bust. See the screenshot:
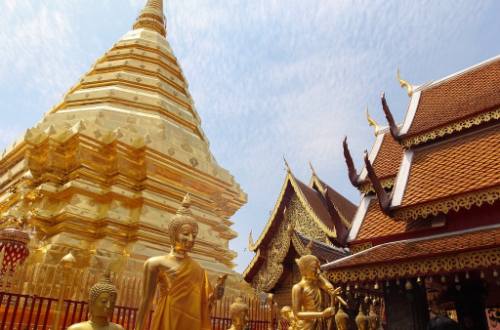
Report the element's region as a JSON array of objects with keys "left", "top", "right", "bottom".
[
  {"left": 280, "top": 306, "right": 296, "bottom": 330},
  {"left": 135, "top": 194, "right": 226, "bottom": 330},
  {"left": 291, "top": 255, "right": 341, "bottom": 330},
  {"left": 67, "top": 273, "right": 124, "bottom": 330},
  {"left": 227, "top": 297, "right": 249, "bottom": 330},
  {"left": 335, "top": 303, "right": 350, "bottom": 330}
]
